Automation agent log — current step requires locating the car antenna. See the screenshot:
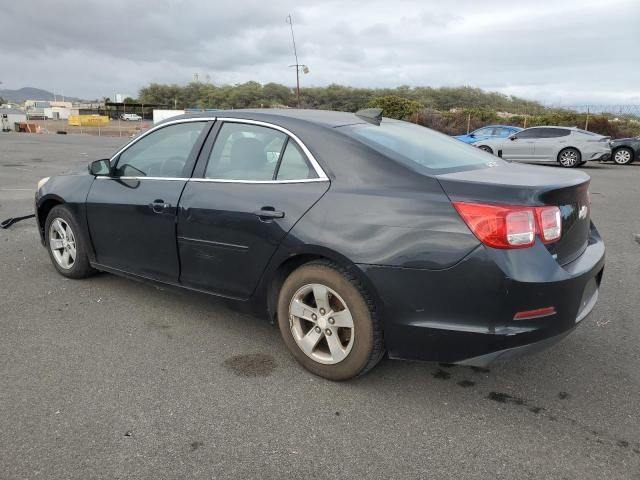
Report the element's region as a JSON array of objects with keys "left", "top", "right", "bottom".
[{"left": 355, "top": 108, "right": 383, "bottom": 126}]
